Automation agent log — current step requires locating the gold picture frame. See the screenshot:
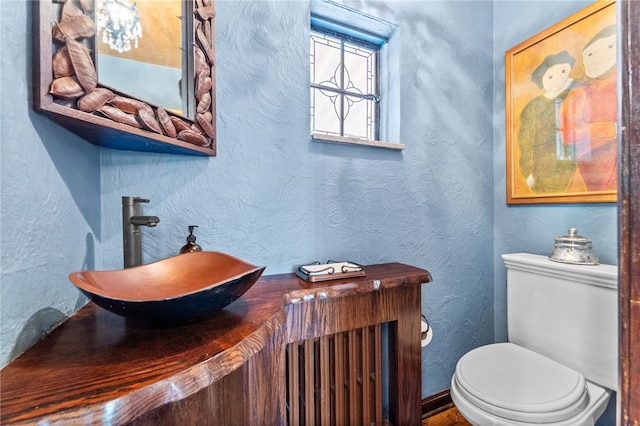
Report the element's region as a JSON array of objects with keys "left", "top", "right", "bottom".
[{"left": 506, "top": 0, "right": 617, "bottom": 204}]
